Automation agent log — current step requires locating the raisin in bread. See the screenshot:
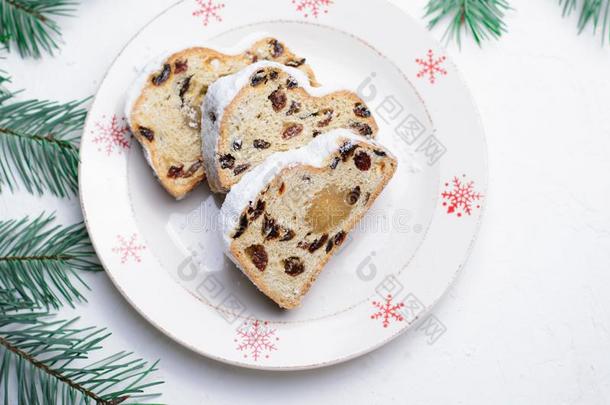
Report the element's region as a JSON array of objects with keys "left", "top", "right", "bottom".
[
  {"left": 125, "top": 38, "right": 317, "bottom": 199},
  {"left": 220, "top": 129, "right": 396, "bottom": 309},
  {"left": 202, "top": 61, "right": 378, "bottom": 193}
]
